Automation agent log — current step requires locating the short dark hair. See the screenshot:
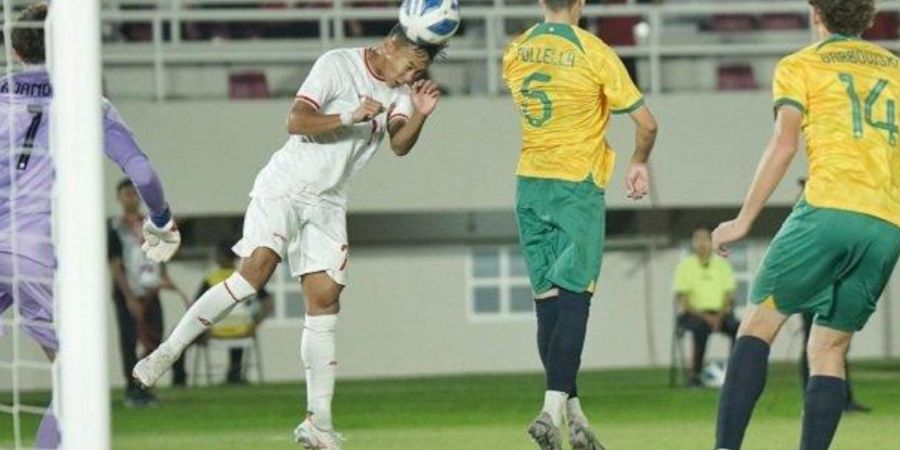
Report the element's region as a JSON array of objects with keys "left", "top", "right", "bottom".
[
  {"left": 693, "top": 225, "right": 714, "bottom": 235},
  {"left": 12, "top": 3, "right": 48, "bottom": 64},
  {"left": 545, "top": 0, "right": 580, "bottom": 13},
  {"left": 808, "top": 0, "right": 876, "bottom": 36},
  {"left": 389, "top": 23, "right": 447, "bottom": 63},
  {"left": 116, "top": 178, "right": 134, "bottom": 193}
]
